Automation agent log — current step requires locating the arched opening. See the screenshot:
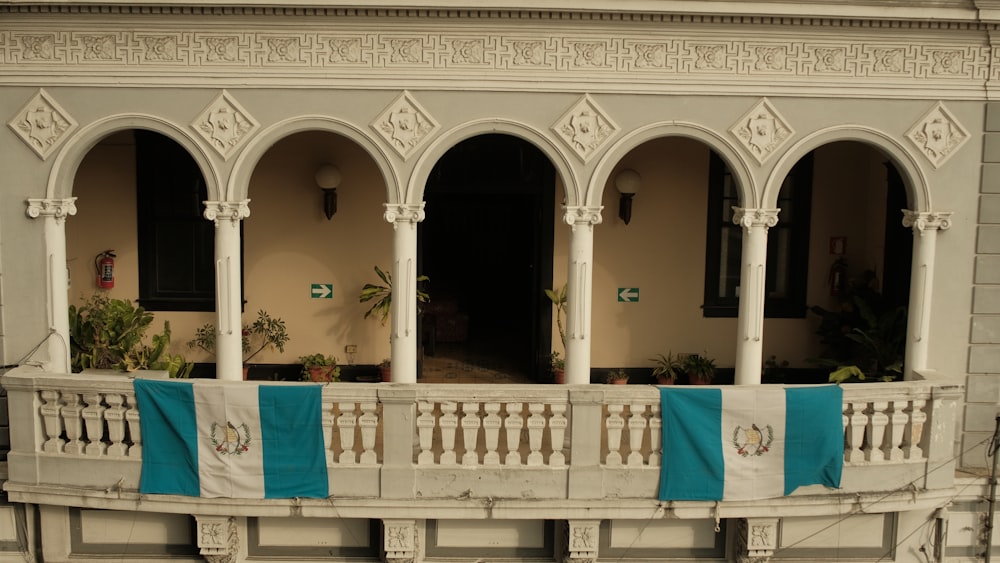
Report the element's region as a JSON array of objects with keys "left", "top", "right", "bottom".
[{"left": 419, "top": 134, "right": 556, "bottom": 382}]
